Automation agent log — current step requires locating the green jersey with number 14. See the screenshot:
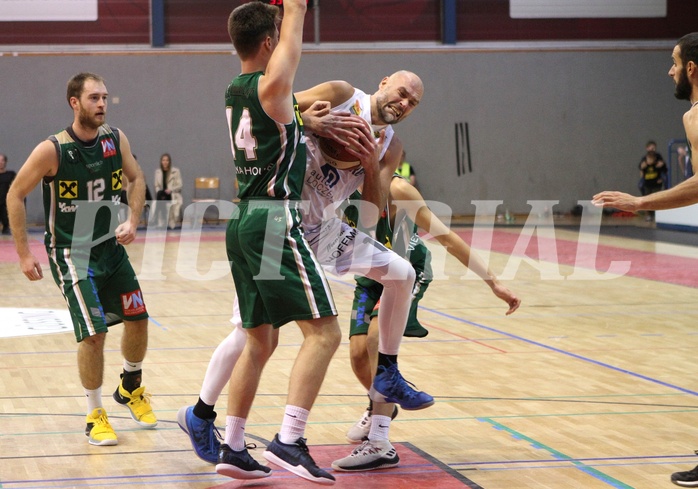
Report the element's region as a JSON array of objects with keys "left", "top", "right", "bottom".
[{"left": 225, "top": 71, "right": 307, "bottom": 200}]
